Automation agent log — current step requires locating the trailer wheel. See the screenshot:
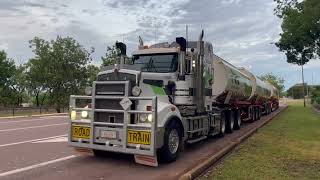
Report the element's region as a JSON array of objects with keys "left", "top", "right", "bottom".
[
  {"left": 255, "top": 107, "right": 260, "bottom": 120},
  {"left": 258, "top": 107, "right": 262, "bottom": 119},
  {"left": 233, "top": 109, "right": 241, "bottom": 130},
  {"left": 226, "top": 110, "right": 234, "bottom": 133},
  {"left": 218, "top": 111, "right": 226, "bottom": 137},
  {"left": 158, "top": 120, "right": 182, "bottom": 163}
]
